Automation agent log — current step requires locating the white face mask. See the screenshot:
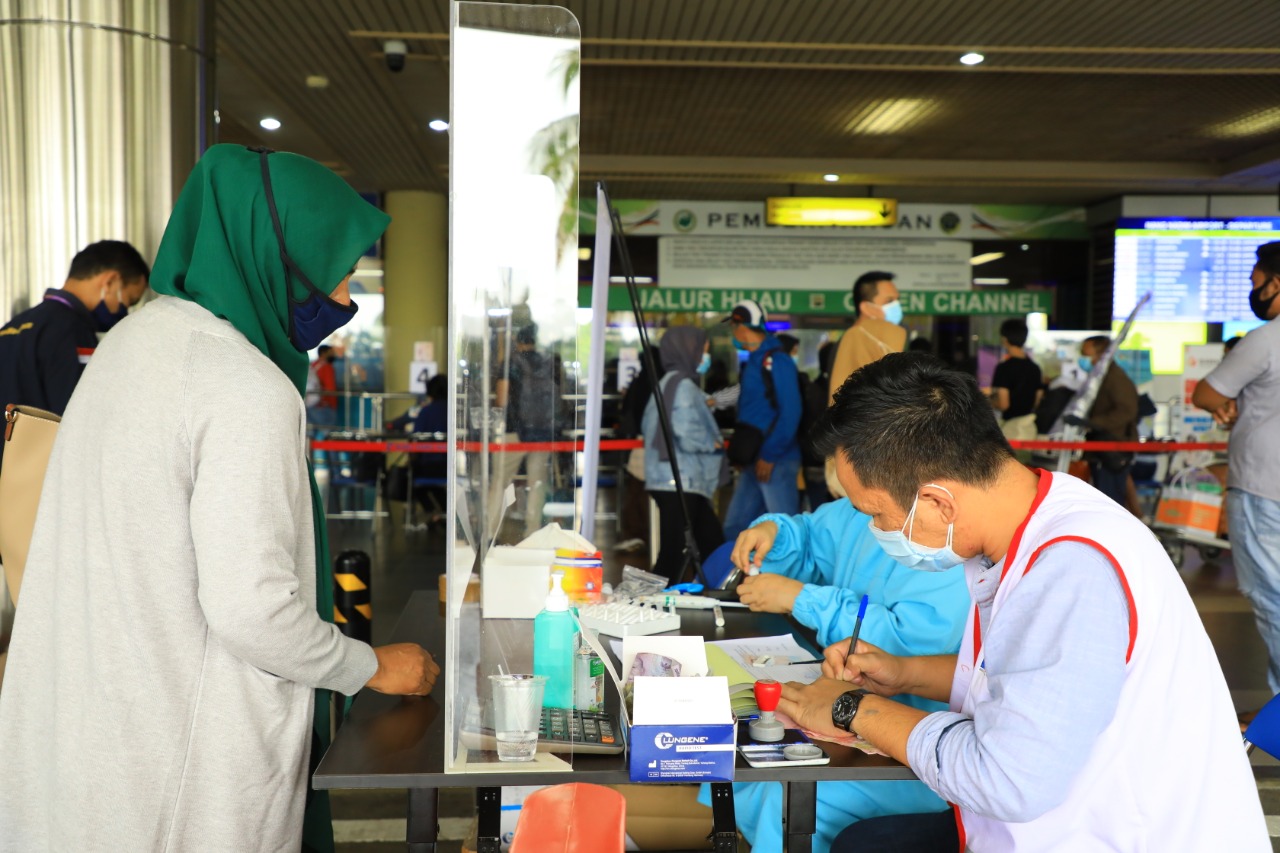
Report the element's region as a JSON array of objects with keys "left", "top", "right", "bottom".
[{"left": 867, "top": 484, "right": 965, "bottom": 572}]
